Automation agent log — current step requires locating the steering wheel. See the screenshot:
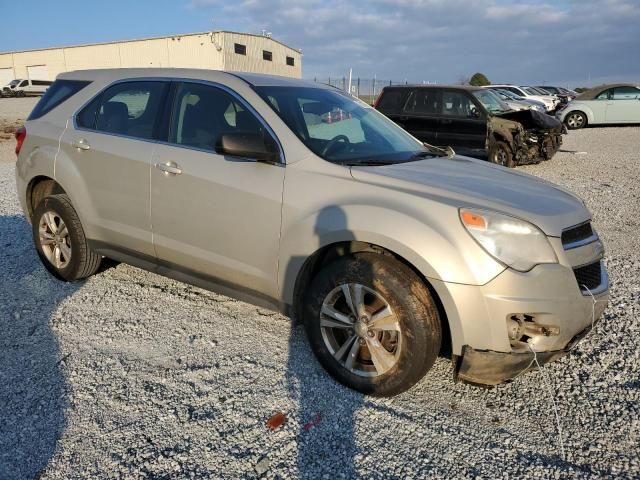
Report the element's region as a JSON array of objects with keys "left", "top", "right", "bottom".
[{"left": 321, "top": 135, "right": 350, "bottom": 156}]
